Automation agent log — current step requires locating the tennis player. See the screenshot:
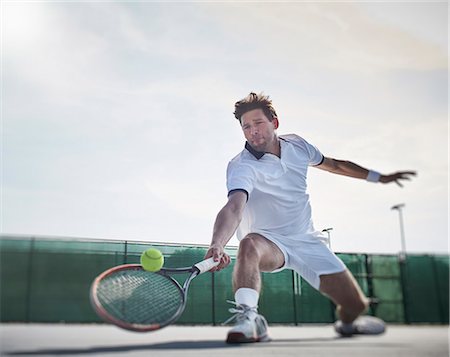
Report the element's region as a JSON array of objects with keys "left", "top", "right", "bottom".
[{"left": 205, "top": 92, "right": 416, "bottom": 343}]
